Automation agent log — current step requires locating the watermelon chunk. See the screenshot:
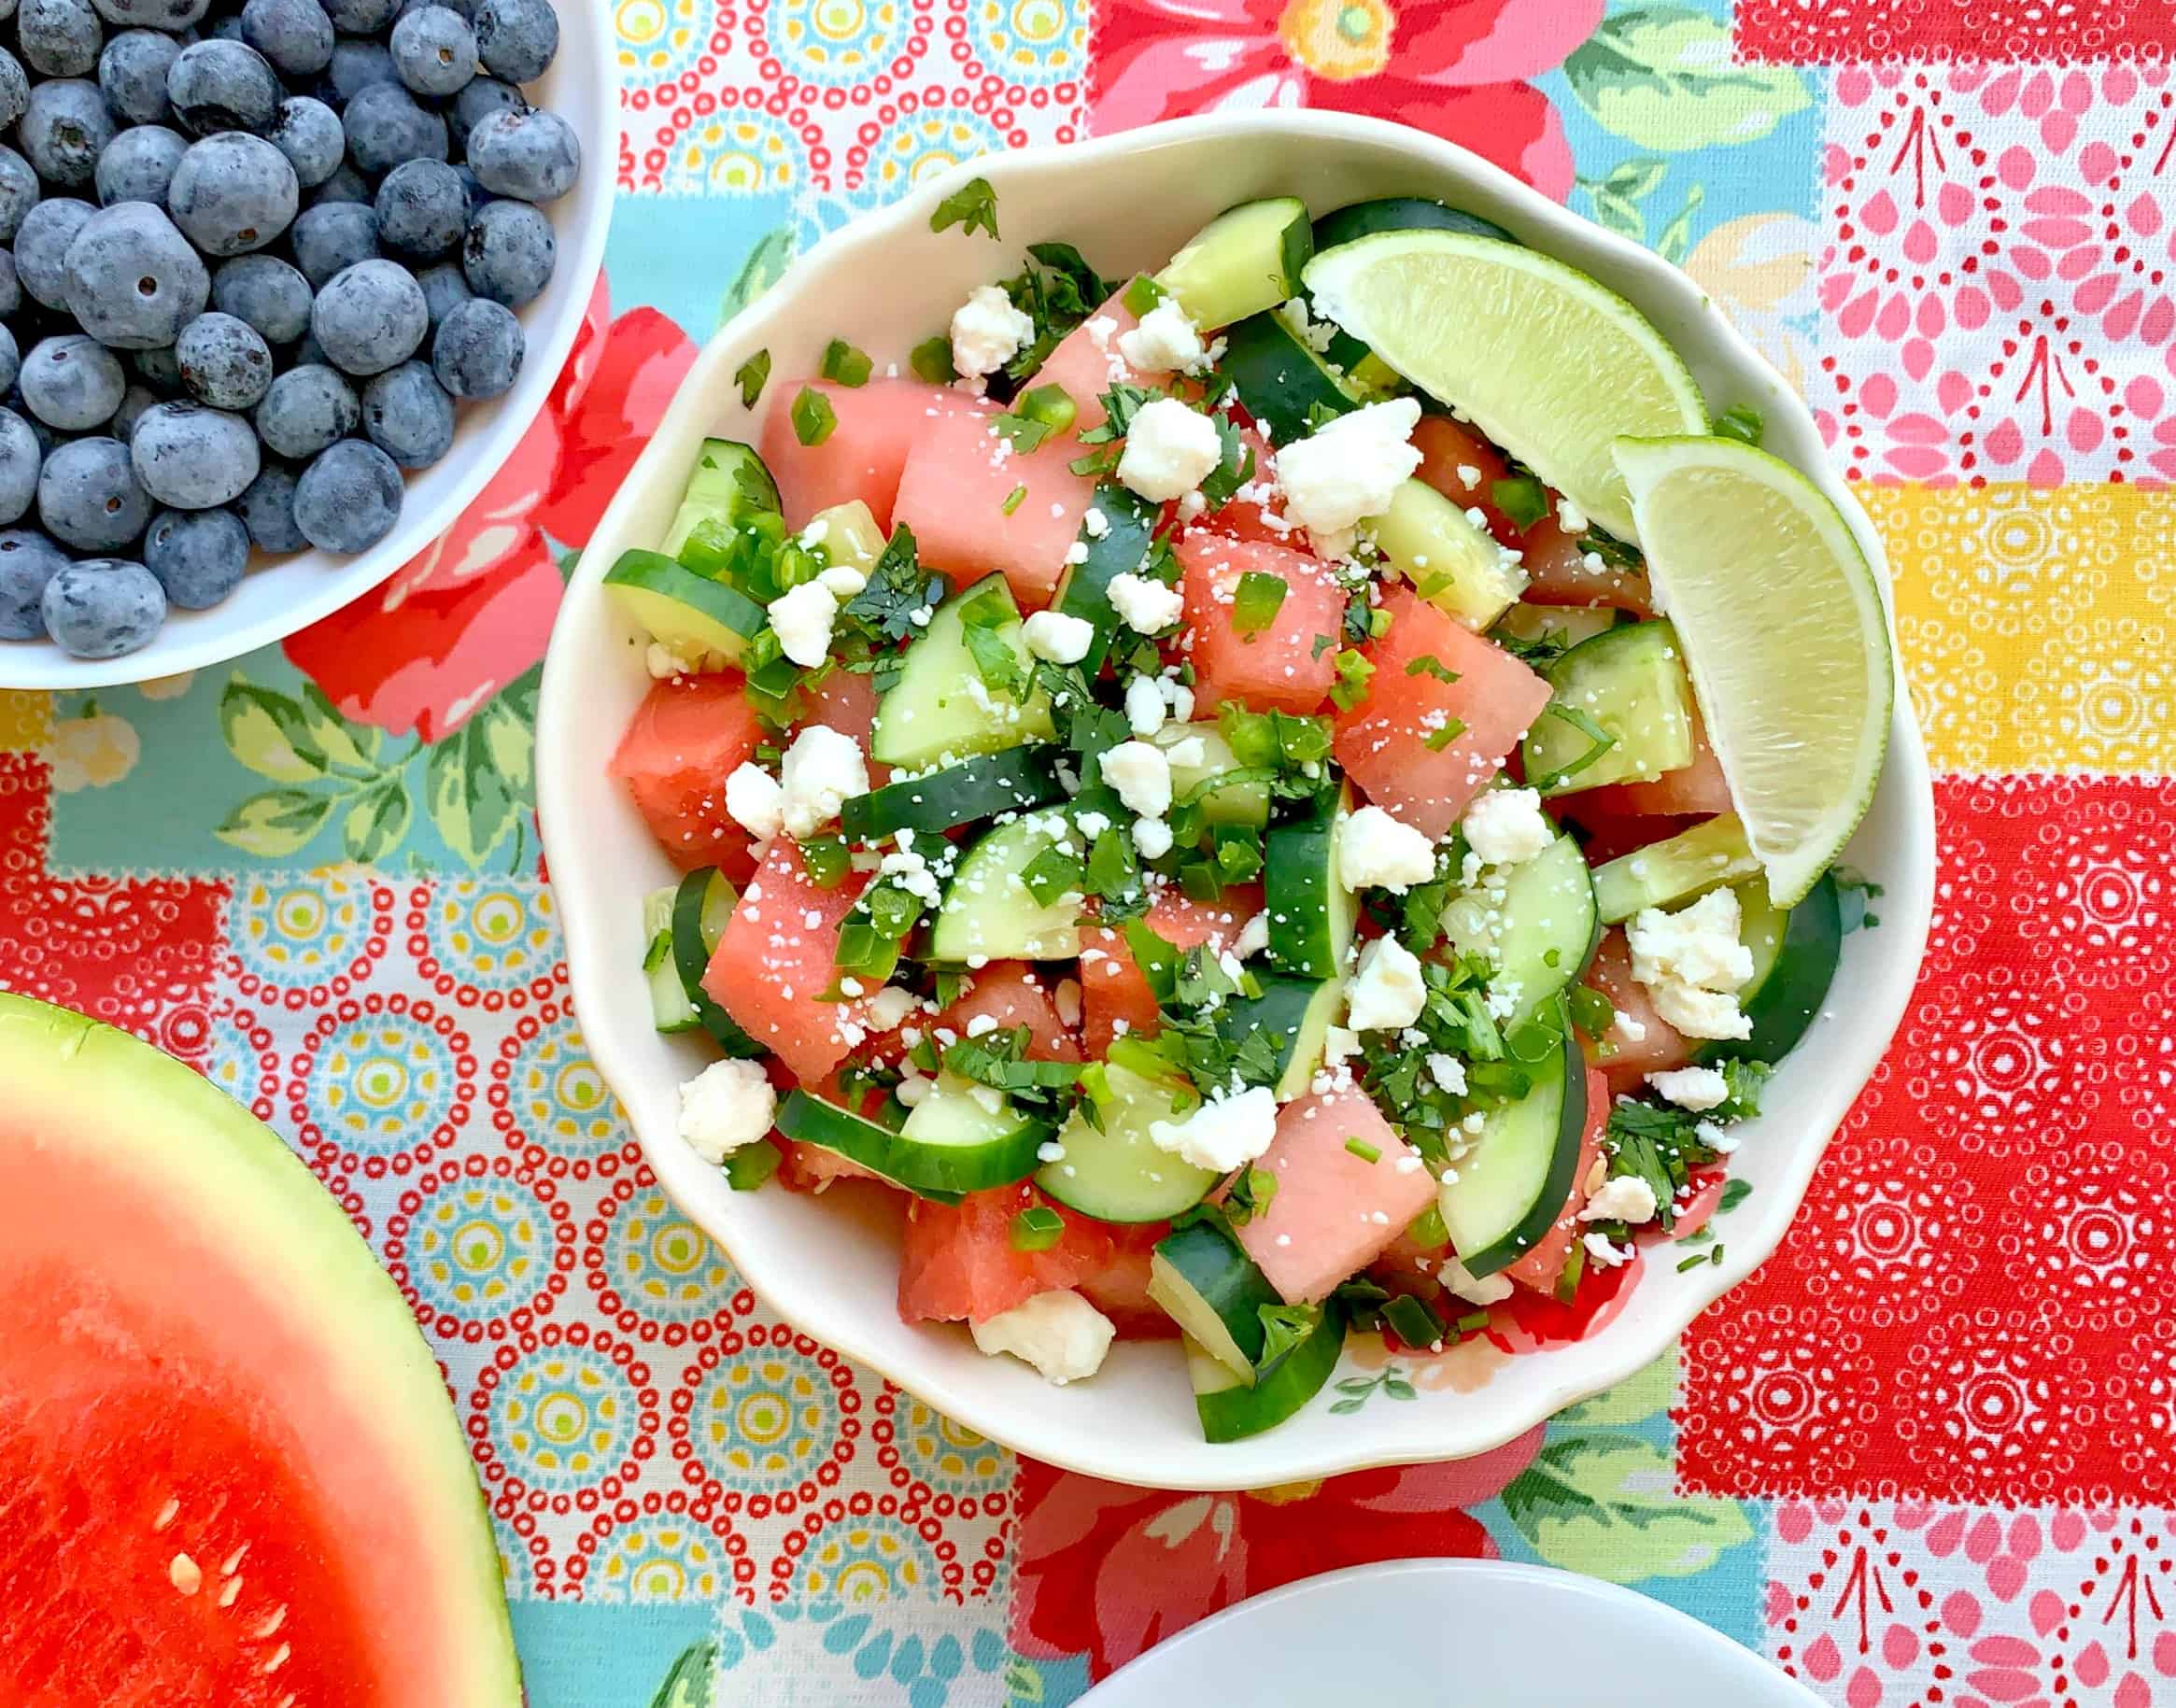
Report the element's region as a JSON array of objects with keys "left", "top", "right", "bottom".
[
  {"left": 1074, "top": 1221, "right": 1180, "bottom": 1339},
  {"left": 1515, "top": 521, "right": 1654, "bottom": 616},
  {"left": 1505, "top": 1067, "right": 1610, "bottom": 1293},
  {"left": 759, "top": 377, "right": 969, "bottom": 529},
  {"left": 892, "top": 405, "right": 1099, "bottom": 609},
  {"left": 1334, "top": 584, "right": 1552, "bottom": 839},
  {"left": 608, "top": 670, "right": 763, "bottom": 879},
  {"left": 1029, "top": 289, "right": 1147, "bottom": 435},
  {"left": 1233, "top": 1086, "right": 1439, "bottom": 1304},
  {"left": 0, "top": 995, "right": 518, "bottom": 1707},
  {"left": 1176, "top": 532, "right": 1346, "bottom": 714},
  {"left": 1081, "top": 885, "right": 1262, "bottom": 1055},
  {"left": 1412, "top": 413, "right": 1516, "bottom": 531},
  {"left": 1580, "top": 927, "right": 1693, "bottom": 1093},
  {"left": 703, "top": 837, "right": 872, "bottom": 1085},
  {"left": 897, "top": 1182, "right": 1115, "bottom": 1324},
  {"left": 1213, "top": 421, "right": 1291, "bottom": 544},
  {"left": 937, "top": 960, "right": 1081, "bottom": 1061}
]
